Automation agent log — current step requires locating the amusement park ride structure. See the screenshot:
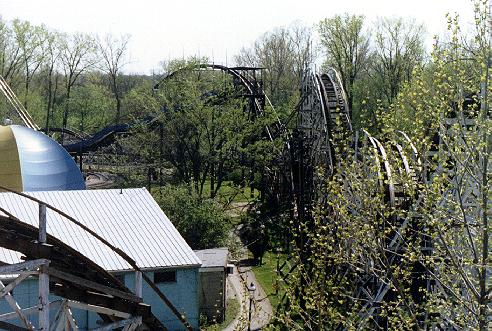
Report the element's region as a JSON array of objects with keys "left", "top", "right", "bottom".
[{"left": 0, "top": 57, "right": 485, "bottom": 329}]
